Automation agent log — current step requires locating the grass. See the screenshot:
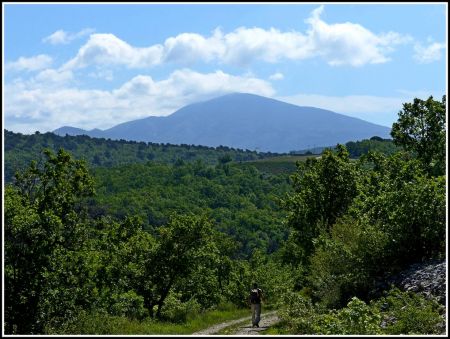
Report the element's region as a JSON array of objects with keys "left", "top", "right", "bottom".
[
  {"left": 260, "top": 321, "right": 291, "bottom": 335},
  {"left": 57, "top": 304, "right": 251, "bottom": 335}
]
